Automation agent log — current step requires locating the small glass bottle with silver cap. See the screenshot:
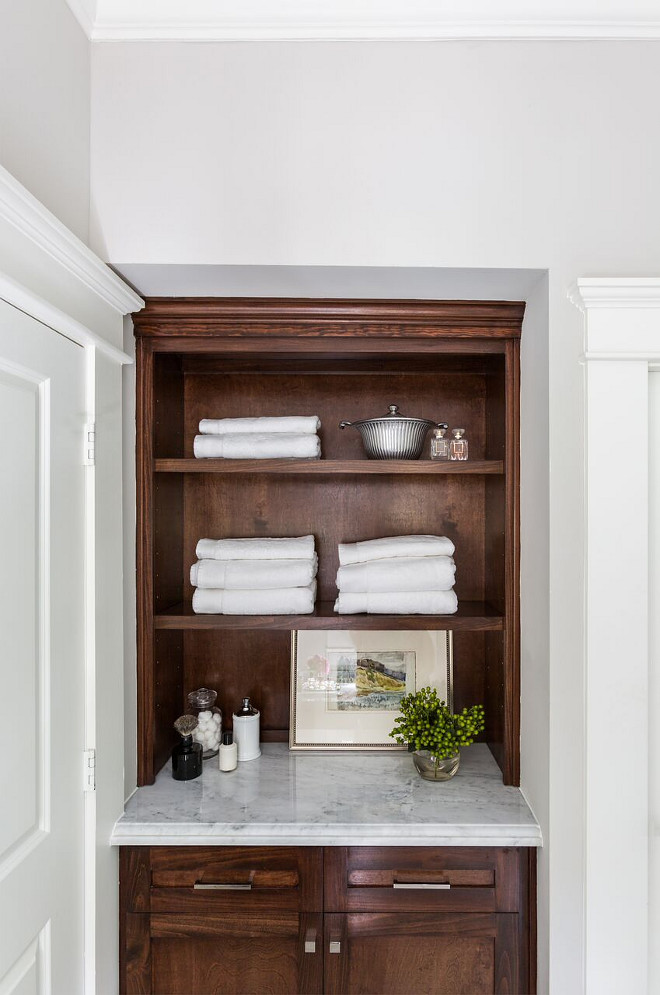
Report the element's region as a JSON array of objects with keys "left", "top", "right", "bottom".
[
  {"left": 430, "top": 423, "right": 450, "bottom": 461},
  {"left": 449, "top": 428, "right": 469, "bottom": 461}
]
